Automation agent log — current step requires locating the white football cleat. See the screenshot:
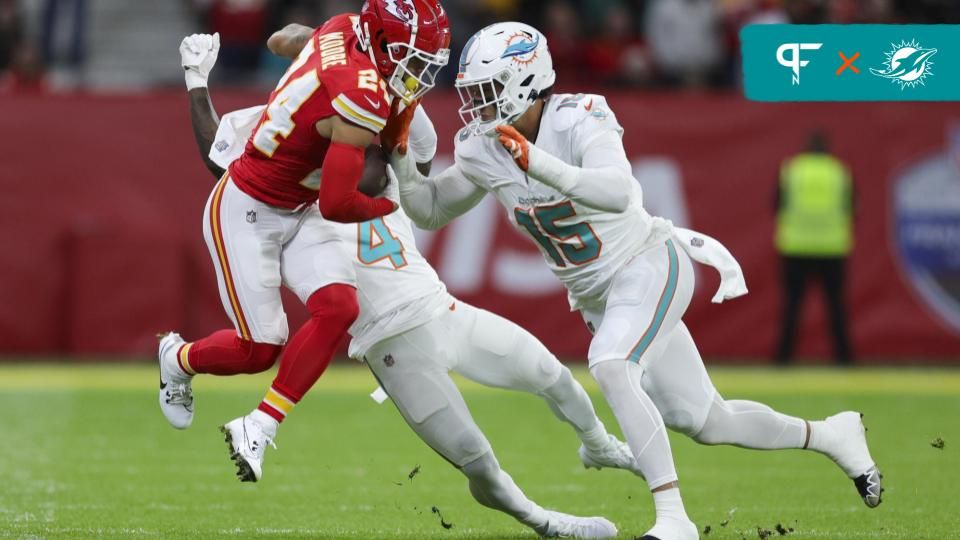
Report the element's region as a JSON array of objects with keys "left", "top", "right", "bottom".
[
  {"left": 534, "top": 510, "right": 618, "bottom": 539},
  {"left": 639, "top": 516, "right": 699, "bottom": 540},
  {"left": 579, "top": 434, "right": 643, "bottom": 477},
  {"left": 157, "top": 332, "right": 194, "bottom": 430},
  {"left": 220, "top": 415, "right": 276, "bottom": 482},
  {"left": 820, "top": 411, "right": 883, "bottom": 507}
]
